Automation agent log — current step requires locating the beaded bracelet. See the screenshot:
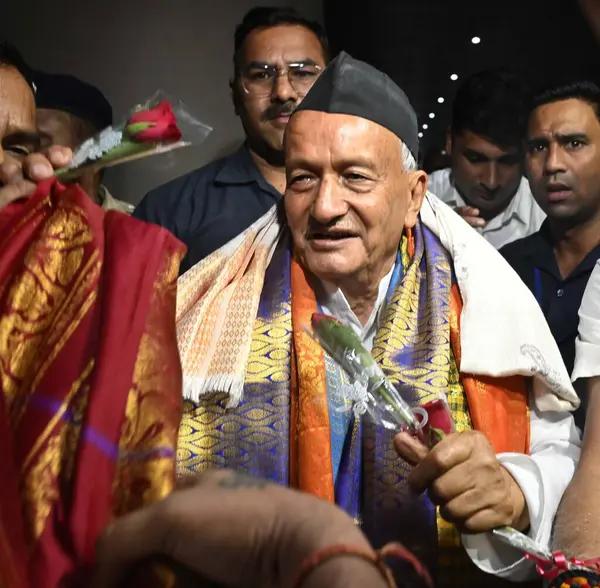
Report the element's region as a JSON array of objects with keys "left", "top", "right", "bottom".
[
  {"left": 291, "top": 541, "right": 433, "bottom": 588},
  {"left": 548, "top": 569, "right": 600, "bottom": 588}
]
